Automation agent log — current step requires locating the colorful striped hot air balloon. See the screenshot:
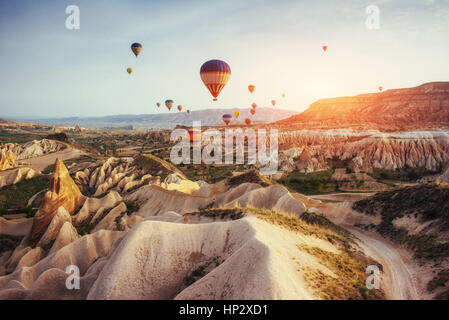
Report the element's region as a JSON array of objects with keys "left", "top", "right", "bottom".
[
  {"left": 251, "top": 103, "right": 257, "bottom": 109},
  {"left": 127, "top": 67, "right": 132, "bottom": 75},
  {"left": 200, "top": 59, "right": 231, "bottom": 101},
  {"left": 245, "top": 118, "right": 252, "bottom": 125},
  {"left": 177, "top": 105, "right": 183, "bottom": 112},
  {"left": 250, "top": 109, "right": 256, "bottom": 115},
  {"left": 188, "top": 128, "right": 201, "bottom": 145},
  {"left": 131, "top": 43, "right": 142, "bottom": 57},
  {"left": 248, "top": 84, "right": 256, "bottom": 93},
  {"left": 234, "top": 111, "right": 240, "bottom": 118},
  {"left": 222, "top": 114, "right": 232, "bottom": 125},
  {"left": 165, "top": 100, "right": 174, "bottom": 111}
]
